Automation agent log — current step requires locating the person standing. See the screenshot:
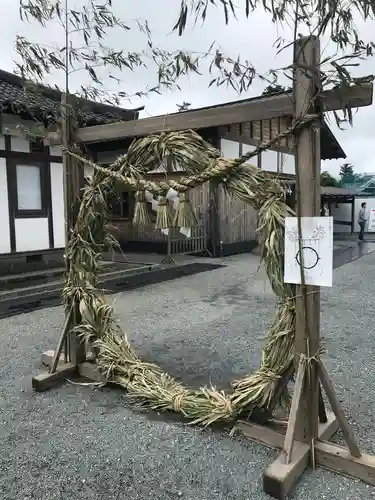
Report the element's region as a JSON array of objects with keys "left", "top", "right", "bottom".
[{"left": 358, "top": 202, "right": 368, "bottom": 241}]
